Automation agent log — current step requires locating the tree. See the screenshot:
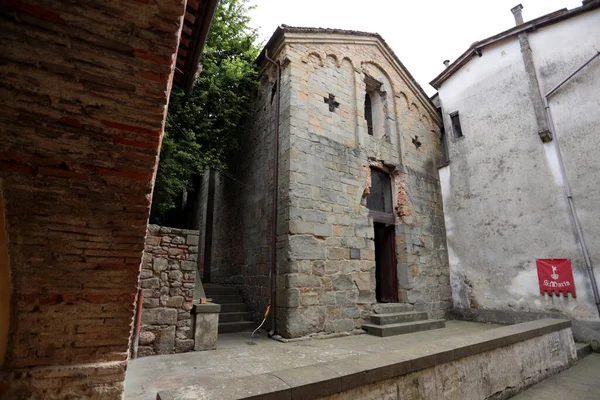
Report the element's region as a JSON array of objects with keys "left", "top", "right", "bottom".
[{"left": 150, "top": 0, "right": 259, "bottom": 225}]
